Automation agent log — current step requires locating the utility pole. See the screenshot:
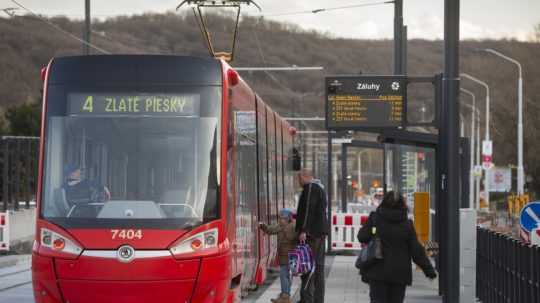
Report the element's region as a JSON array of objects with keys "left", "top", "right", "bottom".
[
  {"left": 391, "top": 0, "right": 405, "bottom": 194},
  {"left": 394, "top": 0, "right": 404, "bottom": 74},
  {"left": 84, "top": 0, "right": 91, "bottom": 55},
  {"left": 441, "top": 0, "right": 460, "bottom": 301}
]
